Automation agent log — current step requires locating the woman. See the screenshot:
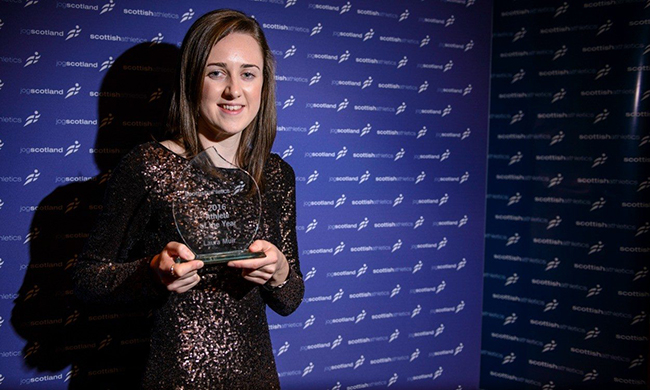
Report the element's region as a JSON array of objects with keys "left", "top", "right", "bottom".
[{"left": 74, "top": 9, "right": 304, "bottom": 389}]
